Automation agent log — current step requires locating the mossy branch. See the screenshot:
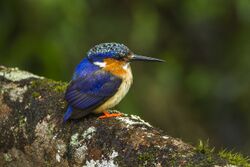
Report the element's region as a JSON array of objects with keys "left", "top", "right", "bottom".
[{"left": 0, "top": 66, "right": 249, "bottom": 167}]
